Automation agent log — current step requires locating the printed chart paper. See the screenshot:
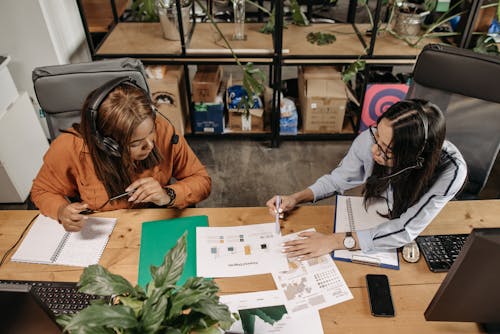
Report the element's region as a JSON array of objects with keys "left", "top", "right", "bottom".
[
  {"left": 220, "top": 290, "right": 324, "bottom": 334},
  {"left": 273, "top": 229, "right": 353, "bottom": 313},
  {"left": 196, "top": 223, "right": 288, "bottom": 277}
]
